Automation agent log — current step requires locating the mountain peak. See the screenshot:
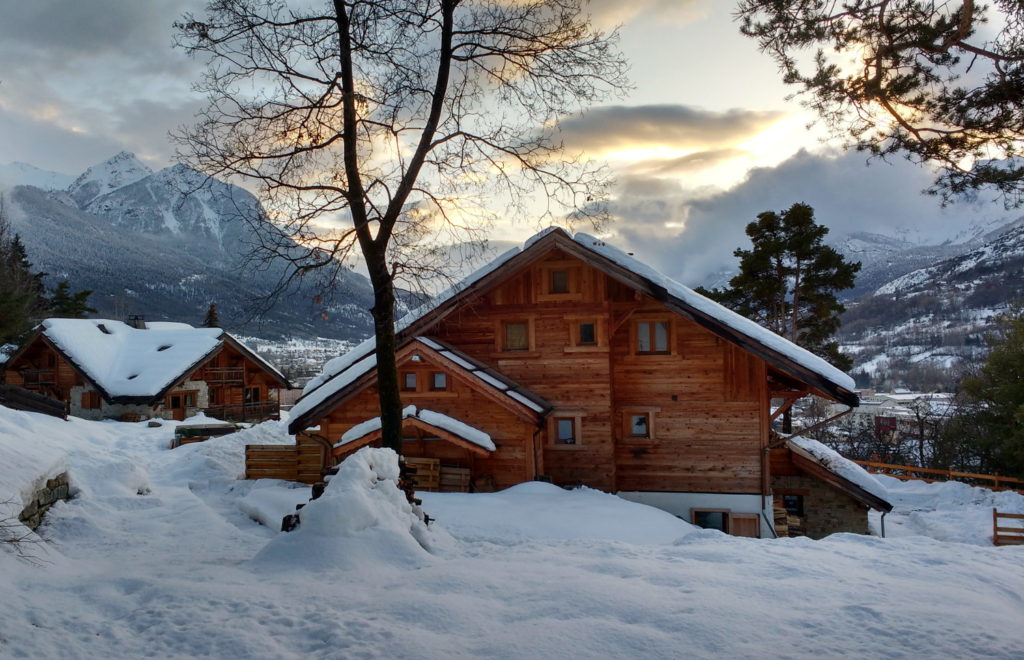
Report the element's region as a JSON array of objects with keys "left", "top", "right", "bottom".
[{"left": 68, "top": 152, "right": 153, "bottom": 207}]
